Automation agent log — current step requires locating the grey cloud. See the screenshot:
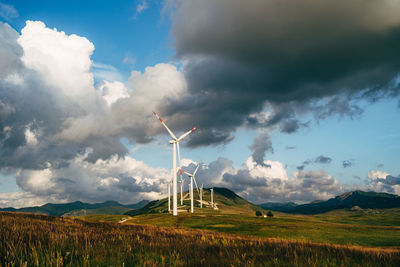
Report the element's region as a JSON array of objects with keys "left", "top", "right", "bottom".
[
  {"left": 165, "top": 0, "right": 400, "bottom": 145},
  {"left": 342, "top": 160, "right": 352, "bottom": 168},
  {"left": 315, "top": 156, "right": 332, "bottom": 164},
  {"left": 376, "top": 175, "right": 400, "bottom": 186},
  {"left": 190, "top": 157, "right": 346, "bottom": 203},
  {"left": 248, "top": 132, "right": 273, "bottom": 165},
  {"left": 300, "top": 155, "right": 332, "bottom": 169}
]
